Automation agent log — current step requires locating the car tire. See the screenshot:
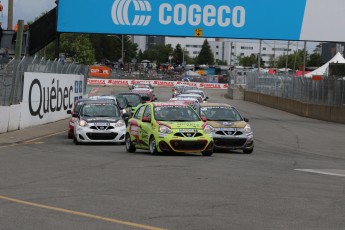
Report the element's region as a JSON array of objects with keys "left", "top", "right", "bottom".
[
  {"left": 201, "top": 150, "right": 213, "bottom": 156},
  {"left": 73, "top": 136, "right": 80, "bottom": 145},
  {"left": 149, "top": 136, "right": 159, "bottom": 155},
  {"left": 243, "top": 148, "right": 253, "bottom": 154},
  {"left": 125, "top": 133, "right": 136, "bottom": 152},
  {"left": 68, "top": 131, "right": 73, "bottom": 139}
]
